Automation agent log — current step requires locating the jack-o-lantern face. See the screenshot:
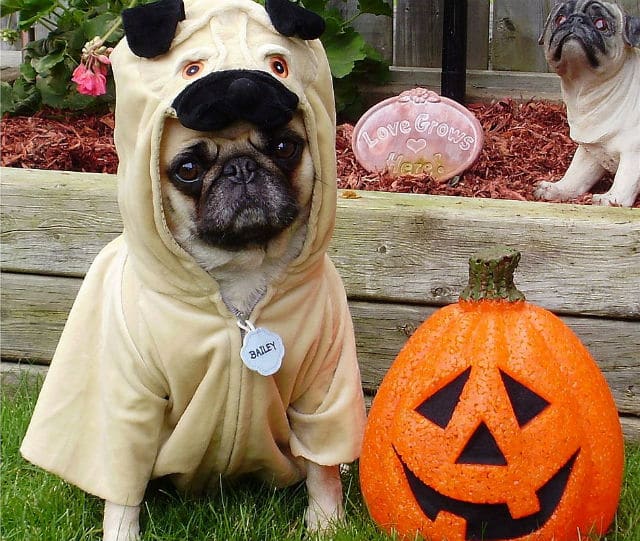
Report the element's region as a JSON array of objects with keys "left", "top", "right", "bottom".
[
  {"left": 359, "top": 252, "right": 624, "bottom": 541},
  {"left": 395, "top": 367, "right": 579, "bottom": 540}
]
